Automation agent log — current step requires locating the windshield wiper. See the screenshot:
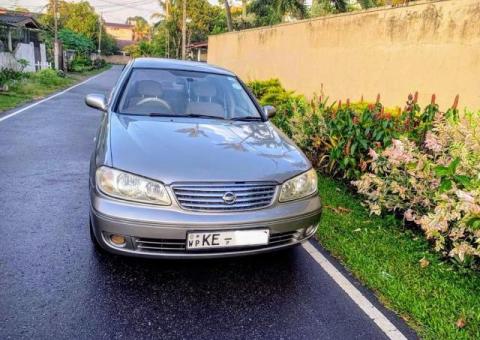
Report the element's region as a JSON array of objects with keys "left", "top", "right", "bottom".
[
  {"left": 147, "top": 113, "right": 181, "bottom": 117},
  {"left": 147, "top": 113, "right": 225, "bottom": 119},
  {"left": 230, "top": 116, "right": 262, "bottom": 121},
  {"left": 182, "top": 114, "right": 225, "bottom": 120}
]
